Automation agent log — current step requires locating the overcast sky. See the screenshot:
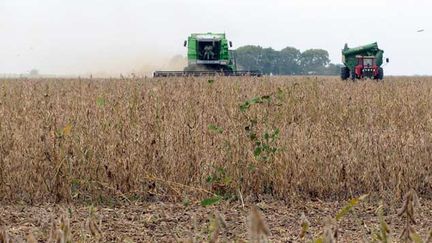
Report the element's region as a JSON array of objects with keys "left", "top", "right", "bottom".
[{"left": 0, "top": 0, "right": 430, "bottom": 76}]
